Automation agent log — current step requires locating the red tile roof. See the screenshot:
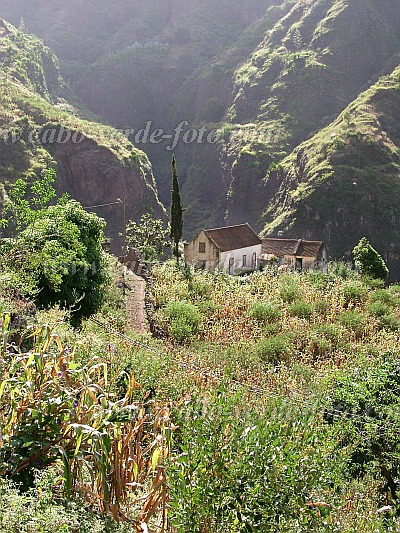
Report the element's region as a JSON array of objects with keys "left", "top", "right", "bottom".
[
  {"left": 262, "top": 238, "right": 325, "bottom": 258},
  {"left": 204, "top": 223, "right": 261, "bottom": 252}
]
